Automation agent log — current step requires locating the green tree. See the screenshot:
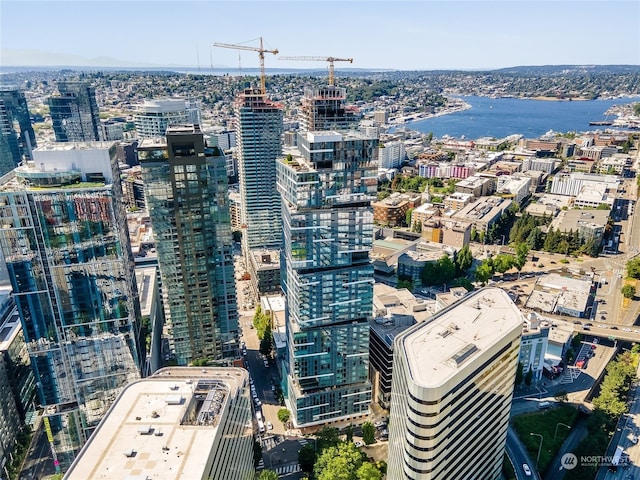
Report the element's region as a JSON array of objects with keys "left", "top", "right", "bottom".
[
  {"left": 524, "top": 368, "right": 533, "bottom": 387},
  {"left": 405, "top": 207, "right": 414, "bottom": 227},
  {"left": 260, "top": 327, "right": 273, "bottom": 357},
  {"left": 622, "top": 284, "right": 636, "bottom": 299},
  {"left": 493, "top": 254, "right": 514, "bottom": 274},
  {"left": 314, "top": 442, "right": 364, "bottom": 480},
  {"left": 277, "top": 408, "right": 291, "bottom": 426},
  {"left": 515, "top": 362, "right": 524, "bottom": 386},
  {"left": 356, "top": 462, "right": 383, "bottom": 480},
  {"left": 315, "top": 426, "right": 341, "bottom": 451},
  {"left": 455, "top": 244, "right": 473, "bottom": 274},
  {"left": 345, "top": 425, "right": 354, "bottom": 442},
  {"left": 627, "top": 258, "right": 640, "bottom": 279},
  {"left": 298, "top": 444, "right": 316, "bottom": 474},
  {"left": 362, "top": 421, "right": 376, "bottom": 445},
  {"left": 474, "top": 261, "right": 494, "bottom": 286},
  {"left": 437, "top": 255, "right": 456, "bottom": 283},
  {"left": 397, "top": 278, "right": 414, "bottom": 291},
  {"left": 258, "top": 470, "right": 279, "bottom": 480}
]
